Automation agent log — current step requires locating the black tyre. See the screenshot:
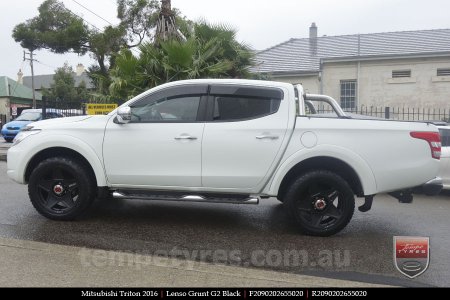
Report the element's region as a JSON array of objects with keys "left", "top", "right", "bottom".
[
  {"left": 4, "top": 138, "right": 13, "bottom": 143},
  {"left": 28, "top": 157, "right": 96, "bottom": 220},
  {"left": 285, "top": 170, "right": 355, "bottom": 236}
]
